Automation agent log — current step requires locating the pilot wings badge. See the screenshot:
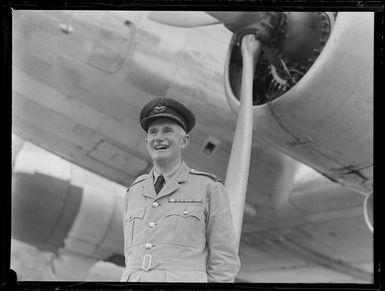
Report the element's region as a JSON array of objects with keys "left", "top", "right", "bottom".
[{"left": 154, "top": 105, "right": 166, "bottom": 113}]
